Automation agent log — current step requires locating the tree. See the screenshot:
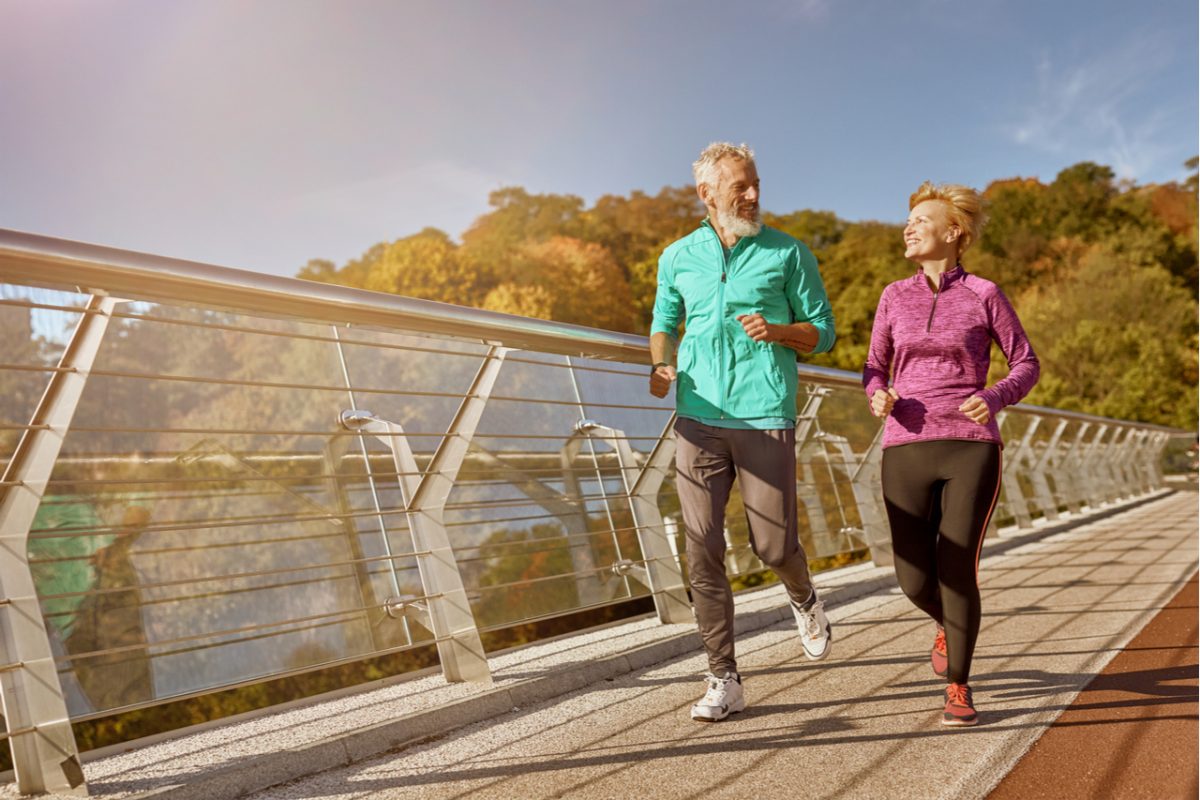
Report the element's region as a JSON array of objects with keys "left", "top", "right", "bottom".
[
  {"left": 362, "top": 228, "right": 484, "bottom": 305},
  {"left": 581, "top": 186, "right": 703, "bottom": 277},
  {"left": 806, "top": 221, "right": 906, "bottom": 373},
  {"left": 459, "top": 187, "right": 586, "bottom": 279},
  {"left": 296, "top": 259, "right": 338, "bottom": 283},
  {"left": 481, "top": 282, "right": 556, "bottom": 320},
  {"left": 1016, "top": 248, "right": 1197, "bottom": 428},
  {"left": 1044, "top": 162, "right": 1119, "bottom": 241},
  {"left": 482, "top": 237, "right": 635, "bottom": 333},
  {"left": 978, "top": 177, "right": 1052, "bottom": 294},
  {"left": 764, "top": 209, "right": 847, "bottom": 254}
]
